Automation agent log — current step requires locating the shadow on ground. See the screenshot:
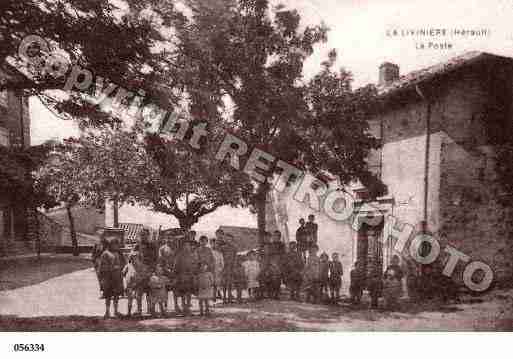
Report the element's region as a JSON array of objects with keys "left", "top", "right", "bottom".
[
  {"left": 0, "top": 256, "right": 93, "bottom": 291},
  {"left": 0, "top": 298, "right": 474, "bottom": 332}
]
